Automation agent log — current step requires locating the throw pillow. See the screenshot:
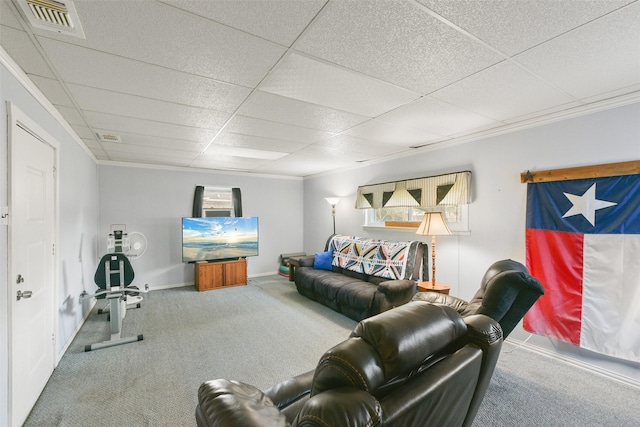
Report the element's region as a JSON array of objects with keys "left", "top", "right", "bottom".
[{"left": 314, "top": 251, "right": 333, "bottom": 271}]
